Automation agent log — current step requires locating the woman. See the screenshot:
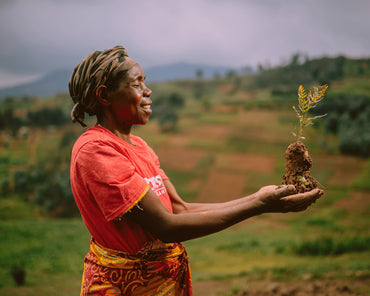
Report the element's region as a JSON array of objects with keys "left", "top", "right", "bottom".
[{"left": 69, "top": 46, "right": 323, "bottom": 296}]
